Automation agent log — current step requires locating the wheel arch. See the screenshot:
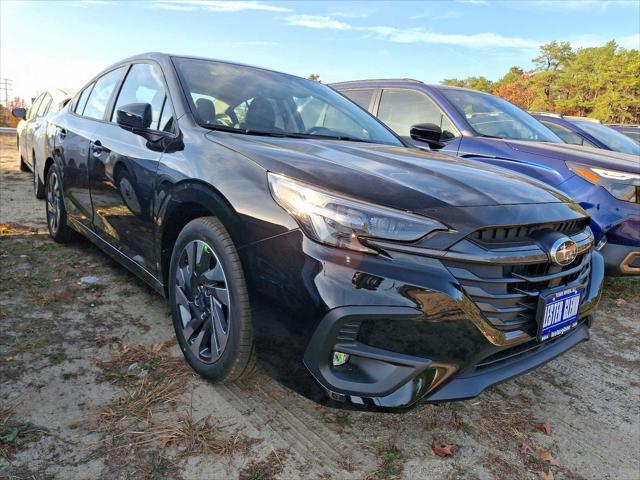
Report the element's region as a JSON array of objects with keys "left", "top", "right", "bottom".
[
  {"left": 43, "top": 156, "right": 55, "bottom": 183},
  {"left": 157, "top": 179, "right": 244, "bottom": 294}
]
